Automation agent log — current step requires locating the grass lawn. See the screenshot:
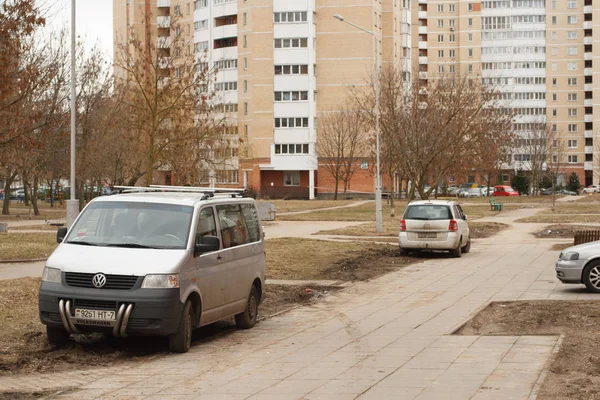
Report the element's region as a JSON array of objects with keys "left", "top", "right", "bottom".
[
  {"left": 0, "top": 233, "right": 57, "bottom": 261},
  {"left": 263, "top": 200, "right": 360, "bottom": 214},
  {"left": 0, "top": 202, "right": 67, "bottom": 222}
]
